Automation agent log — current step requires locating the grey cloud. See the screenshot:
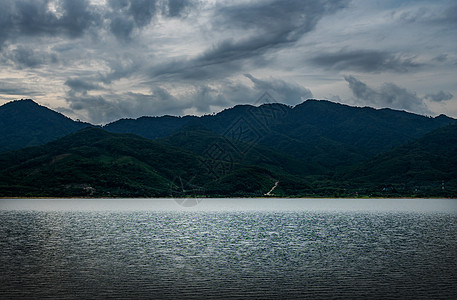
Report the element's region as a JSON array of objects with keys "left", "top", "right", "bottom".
[
  {"left": 311, "top": 50, "right": 421, "bottom": 73},
  {"left": 107, "top": 0, "right": 157, "bottom": 40},
  {"left": 165, "top": 0, "right": 194, "bottom": 17},
  {"left": 2, "top": 46, "right": 58, "bottom": 69},
  {"left": 63, "top": 73, "right": 313, "bottom": 123},
  {"left": 400, "top": 3, "right": 457, "bottom": 26},
  {"left": 109, "top": 15, "right": 135, "bottom": 40},
  {"left": 150, "top": 0, "right": 348, "bottom": 81},
  {"left": 66, "top": 94, "right": 125, "bottom": 124},
  {"left": 65, "top": 78, "right": 102, "bottom": 94},
  {"left": 210, "top": 0, "right": 348, "bottom": 62},
  {"left": 245, "top": 74, "right": 312, "bottom": 105},
  {"left": 128, "top": 0, "right": 157, "bottom": 27},
  {"left": 106, "top": 0, "right": 195, "bottom": 40},
  {"left": 344, "top": 75, "right": 430, "bottom": 115},
  {"left": 215, "top": 0, "right": 347, "bottom": 38},
  {"left": 0, "top": 0, "right": 196, "bottom": 47},
  {"left": 99, "top": 54, "right": 145, "bottom": 84},
  {"left": 0, "top": 0, "right": 101, "bottom": 48},
  {"left": 444, "top": 4, "right": 457, "bottom": 25},
  {"left": 65, "top": 86, "right": 188, "bottom": 124},
  {"left": 58, "top": 0, "right": 102, "bottom": 37},
  {"left": 433, "top": 54, "right": 448, "bottom": 62},
  {"left": 0, "top": 81, "right": 44, "bottom": 96},
  {"left": 64, "top": 86, "right": 211, "bottom": 123},
  {"left": 425, "top": 91, "right": 453, "bottom": 102},
  {"left": 7, "top": 47, "right": 46, "bottom": 68}
]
